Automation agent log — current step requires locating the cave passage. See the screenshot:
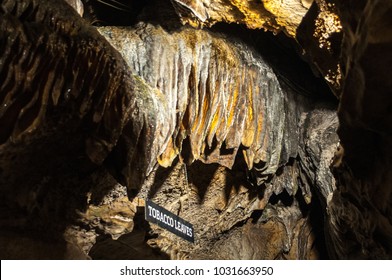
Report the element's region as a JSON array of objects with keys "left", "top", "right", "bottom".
[{"left": 3, "top": 0, "right": 391, "bottom": 260}]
